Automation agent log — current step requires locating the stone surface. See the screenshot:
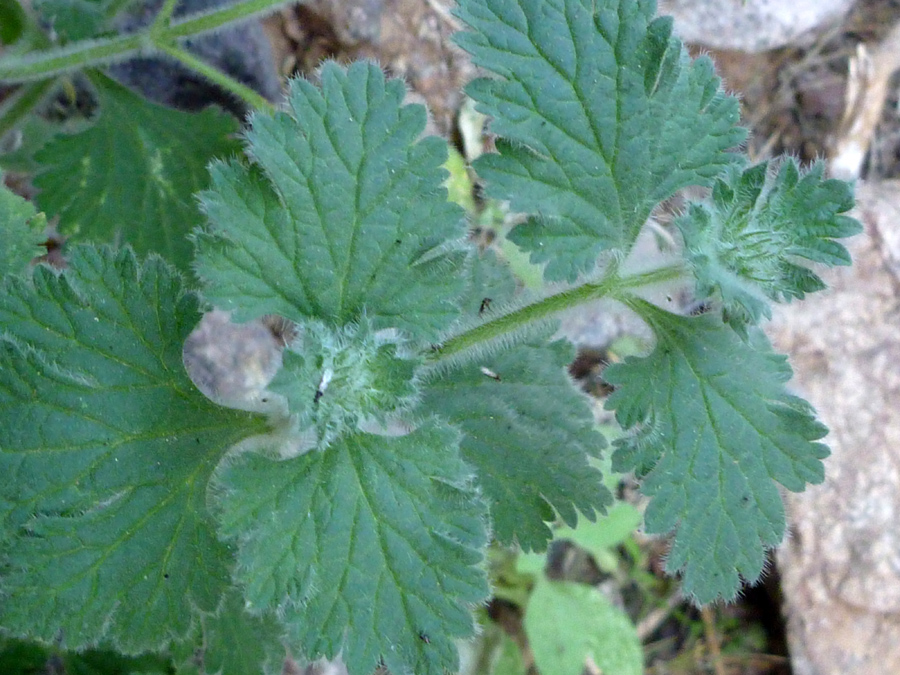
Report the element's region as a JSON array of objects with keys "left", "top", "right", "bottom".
[
  {"left": 769, "top": 180, "right": 900, "bottom": 675},
  {"left": 659, "top": 0, "right": 855, "bottom": 52}
]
